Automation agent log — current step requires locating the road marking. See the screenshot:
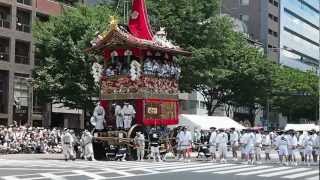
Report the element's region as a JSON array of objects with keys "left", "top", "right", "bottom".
[
  {"left": 72, "top": 170, "right": 106, "bottom": 179},
  {"left": 236, "top": 166, "right": 292, "bottom": 175},
  {"left": 102, "top": 167, "right": 135, "bottom": 177},
  {"left": 39, "top": 173, "right": 66, "bottom": 180},
  {"left": 1, "top": 176, "right": 21, "bottom": 180},
  {"left": 154, "top": 163, "right": 212, "bottom": 171},
  {"left": 281, "top": 170, "right": 320, "bottom": 179},
  {"left": 305, "top": 176, "right": 320, "bottom": 180},
  {"left": 258, "top": 168, "right": 310, "bottom": 177},
  {"left": 168, "top": 163, "right": 235, "bottom": 172},
  {"left": 214, "top": 166, "right": 270, "bottom": 174},
  {"left": 194, "top": 164, "right": 252, "bottom": 173}
]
